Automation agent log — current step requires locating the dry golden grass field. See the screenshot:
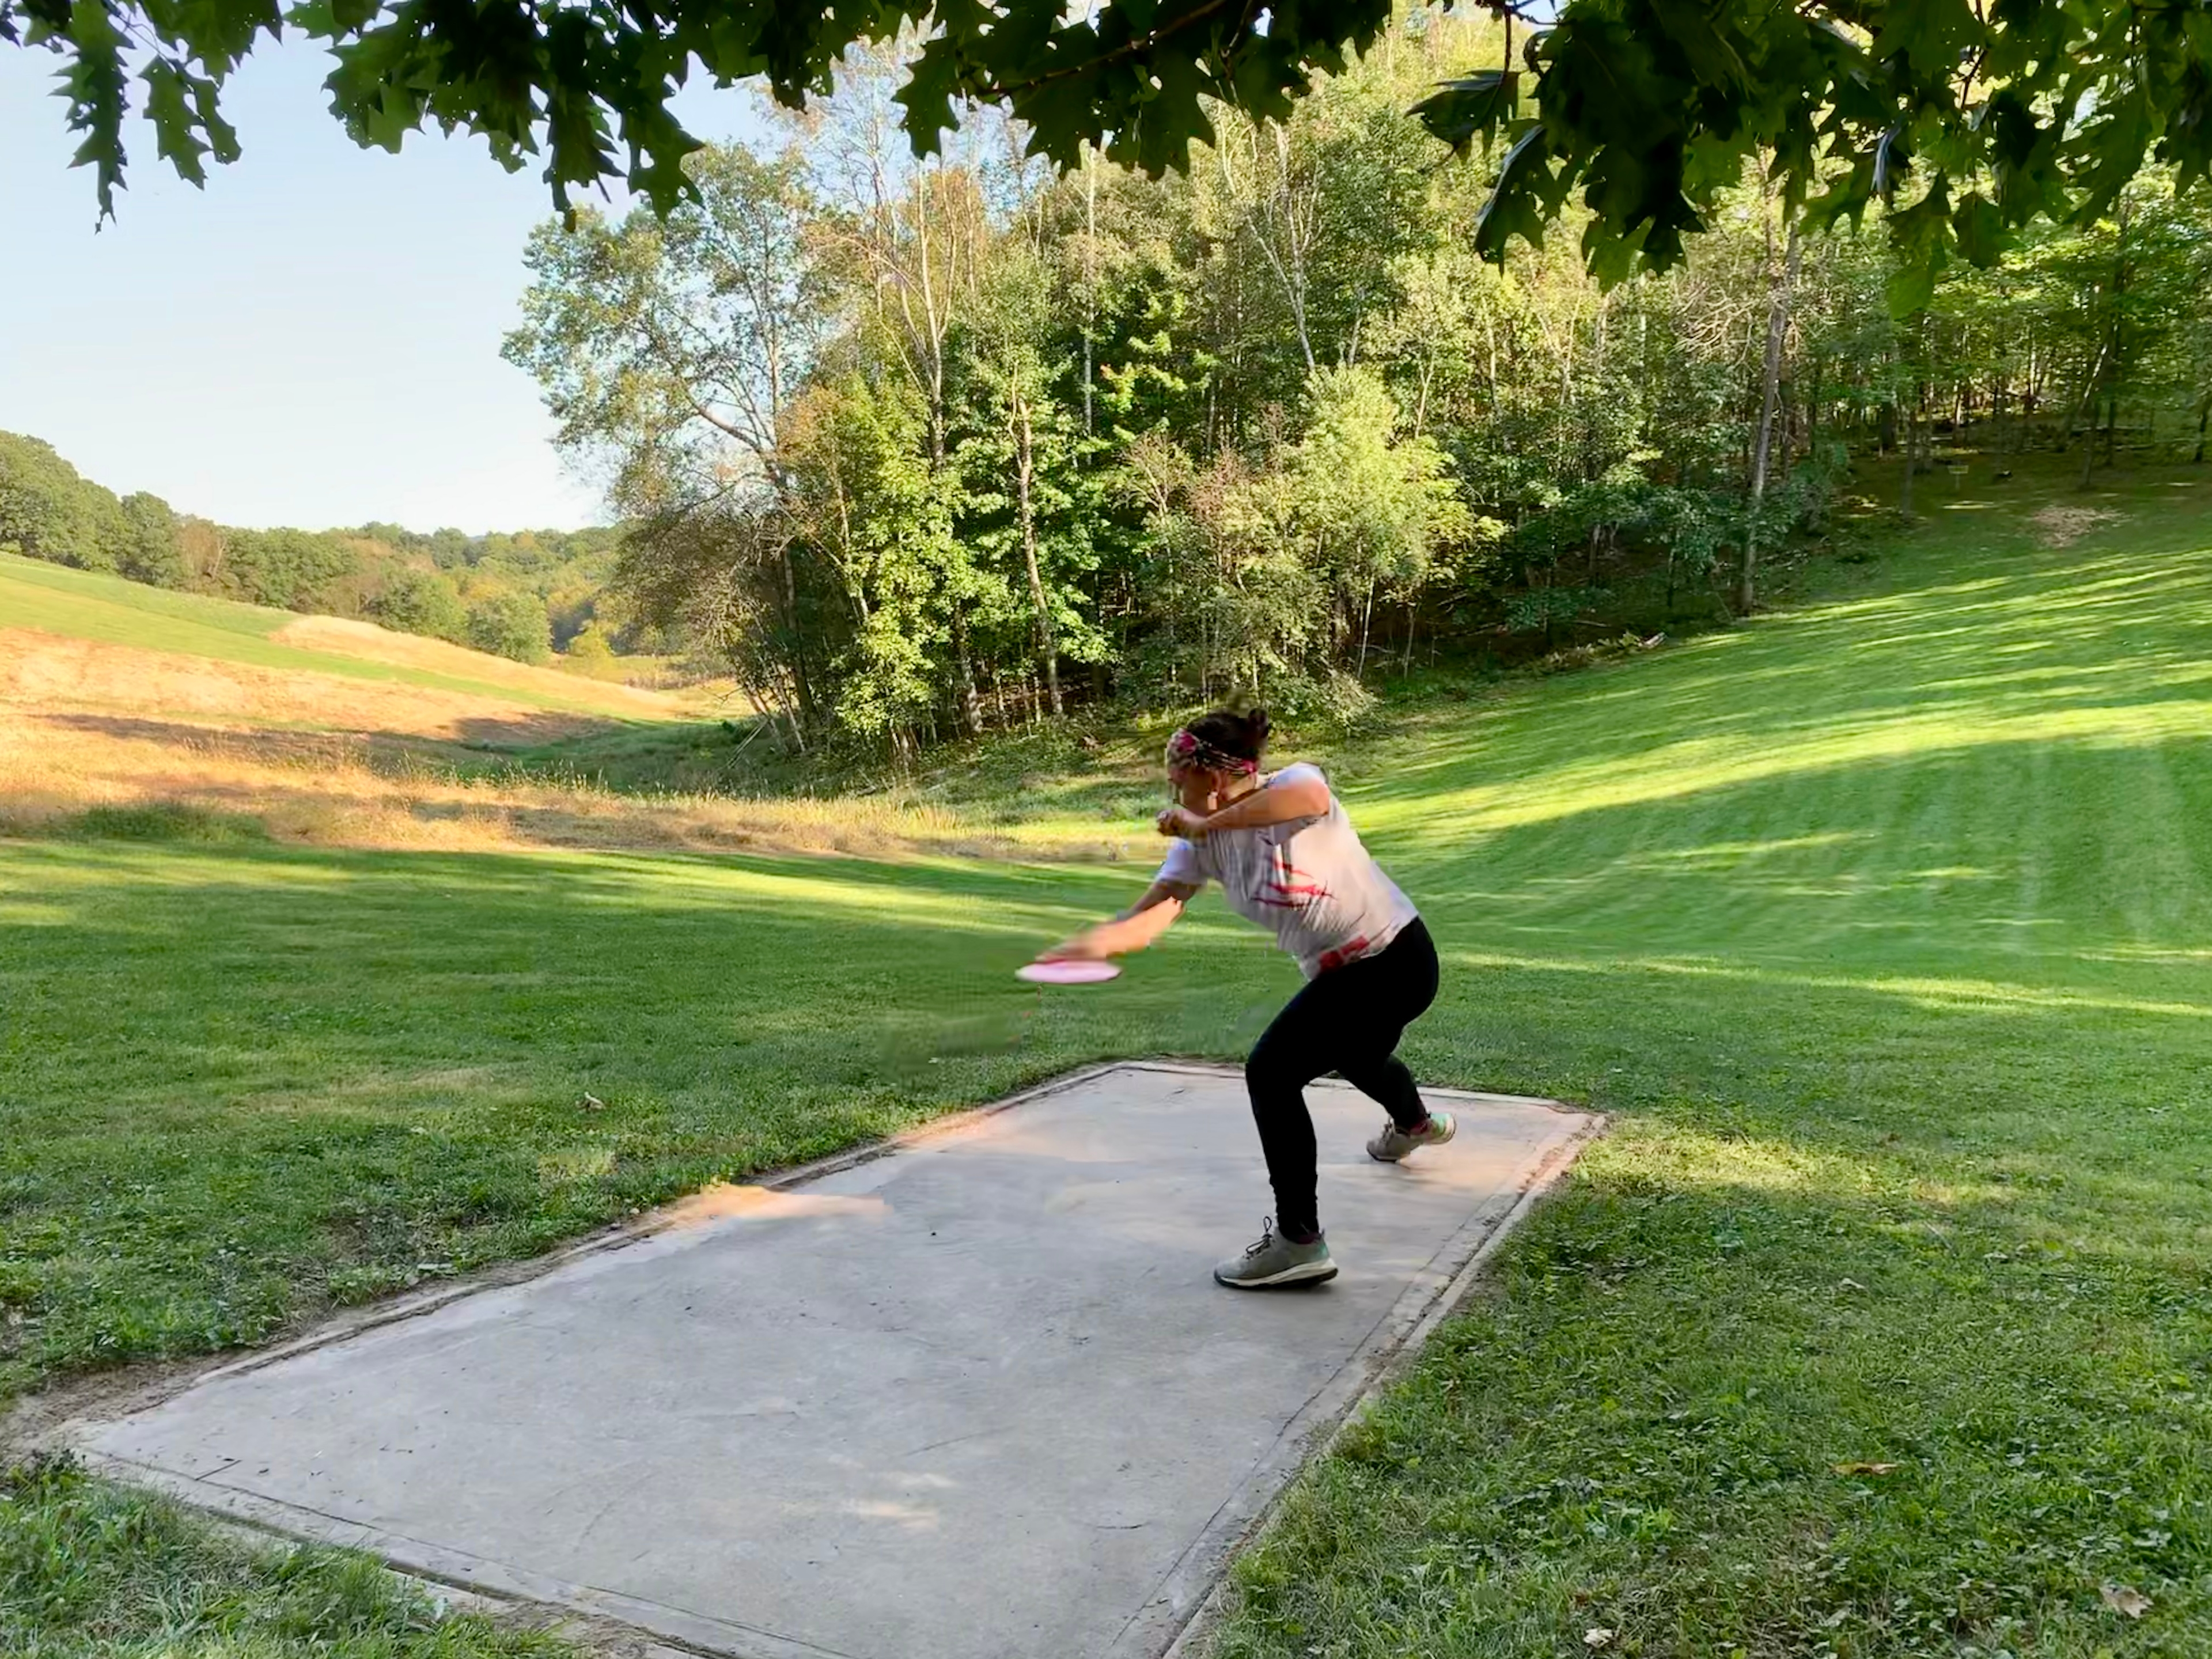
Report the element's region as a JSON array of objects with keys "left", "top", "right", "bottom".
[{"left": 0, "top": 555, "right": 1011, "bottom": 859}]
